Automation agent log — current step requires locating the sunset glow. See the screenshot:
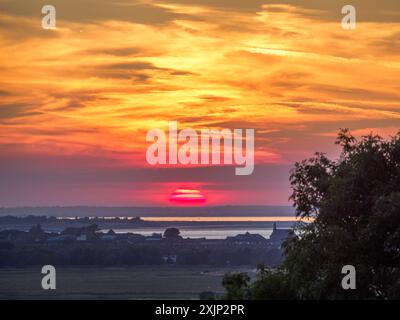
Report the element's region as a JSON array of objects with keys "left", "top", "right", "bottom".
[{"left": 169, "top": 188, "right": 206, "bottom": 204}]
